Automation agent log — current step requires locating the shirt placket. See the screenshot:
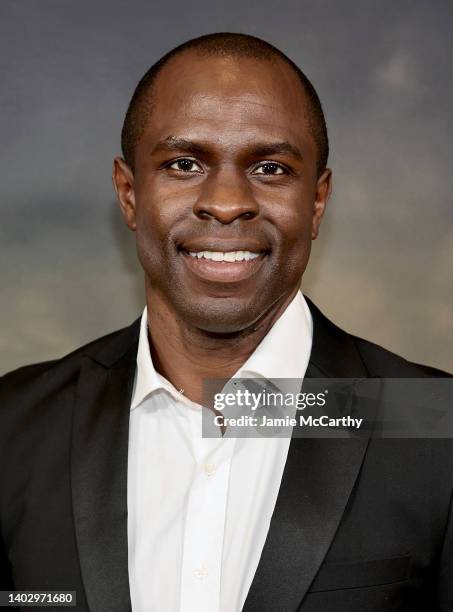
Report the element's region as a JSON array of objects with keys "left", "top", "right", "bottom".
[{"left": 180, "top": 409, "right": 236, "bottom": 612}]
